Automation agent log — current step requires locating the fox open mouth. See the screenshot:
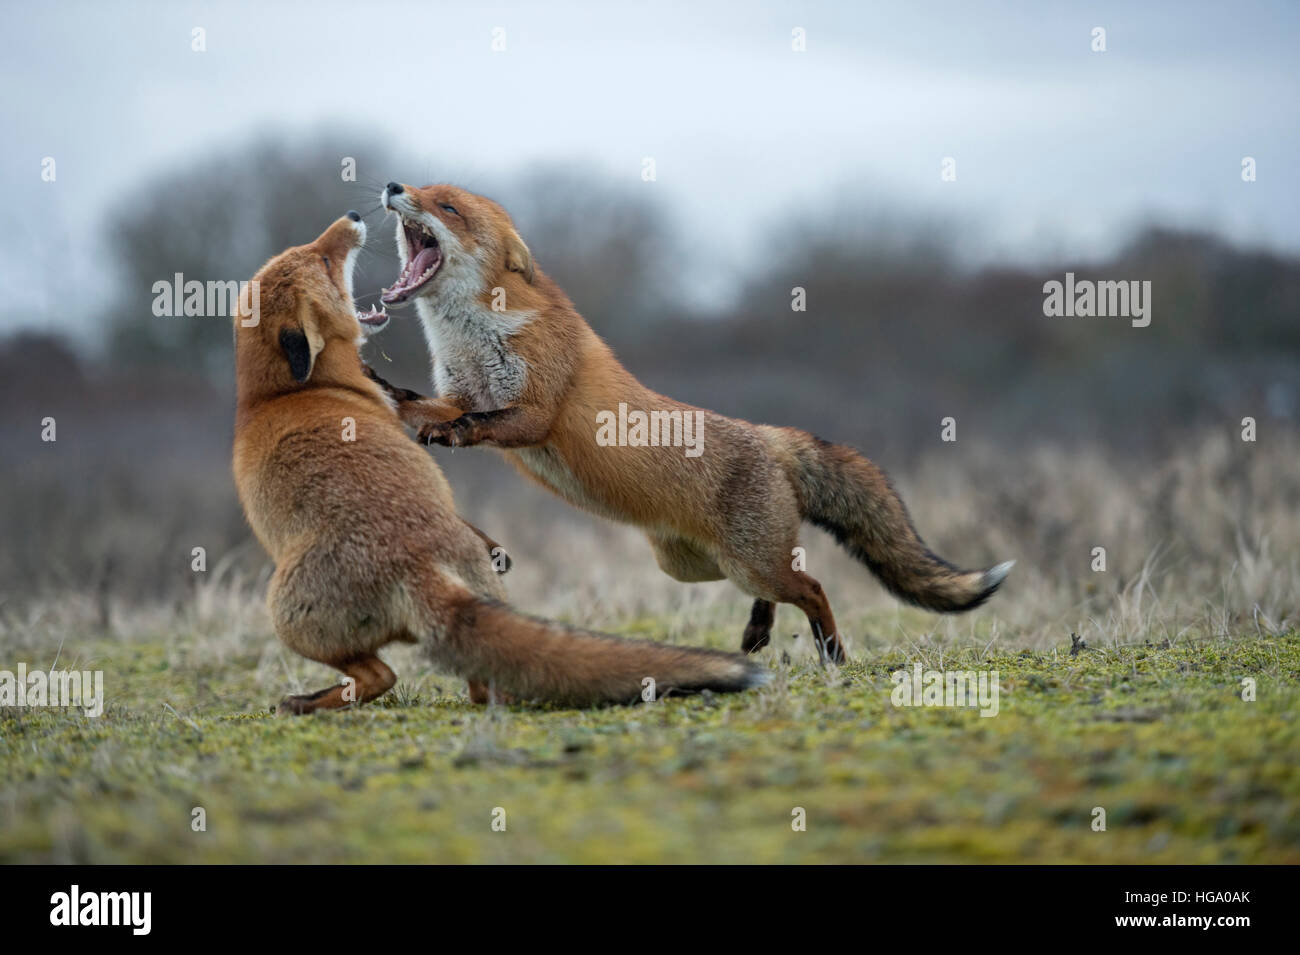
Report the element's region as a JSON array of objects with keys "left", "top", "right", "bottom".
[
  {"left": 356, "top": 304, "right": 389, "bottom": 332},
  {"left": 381, "top": 218, "right": 442, "bottom": 305}
]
